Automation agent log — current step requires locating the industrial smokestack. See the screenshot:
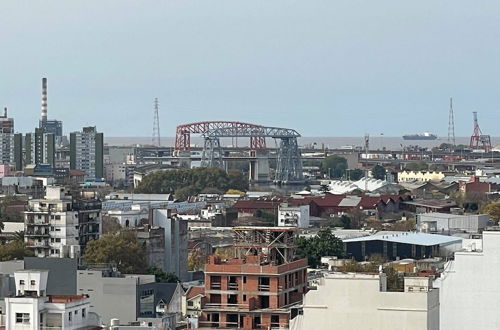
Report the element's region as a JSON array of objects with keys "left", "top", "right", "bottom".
[
  {"left": 3, "top": 107, "right": 6, "bottom": 118},
  {"left": 41, "top": 77, "right": 48, "bottom": 122}
]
